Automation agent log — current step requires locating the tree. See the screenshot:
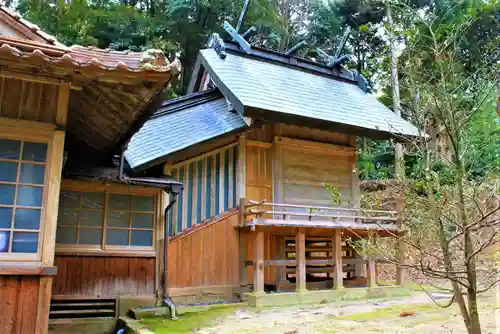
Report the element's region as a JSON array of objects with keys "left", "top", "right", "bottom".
[{"left": 350, "top": 2, "right": 499, "bottom": 333}]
